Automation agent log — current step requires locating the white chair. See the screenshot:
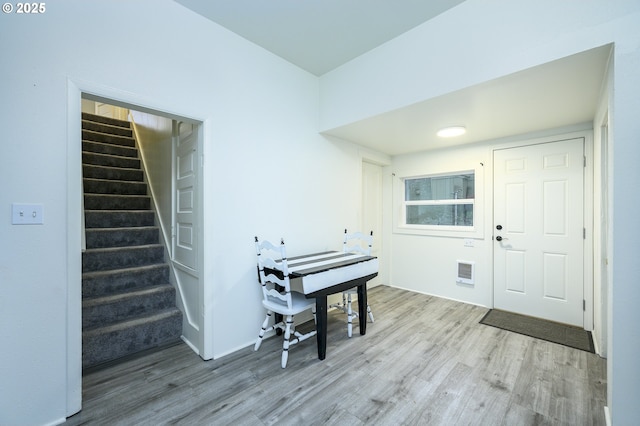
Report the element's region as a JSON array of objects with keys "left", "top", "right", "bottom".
[
  {"left": 254, "top": 237, "right": 317, "bottom": 368},
  {"left": 329, "top": 229, "right": 375, "bottom": 337}
]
